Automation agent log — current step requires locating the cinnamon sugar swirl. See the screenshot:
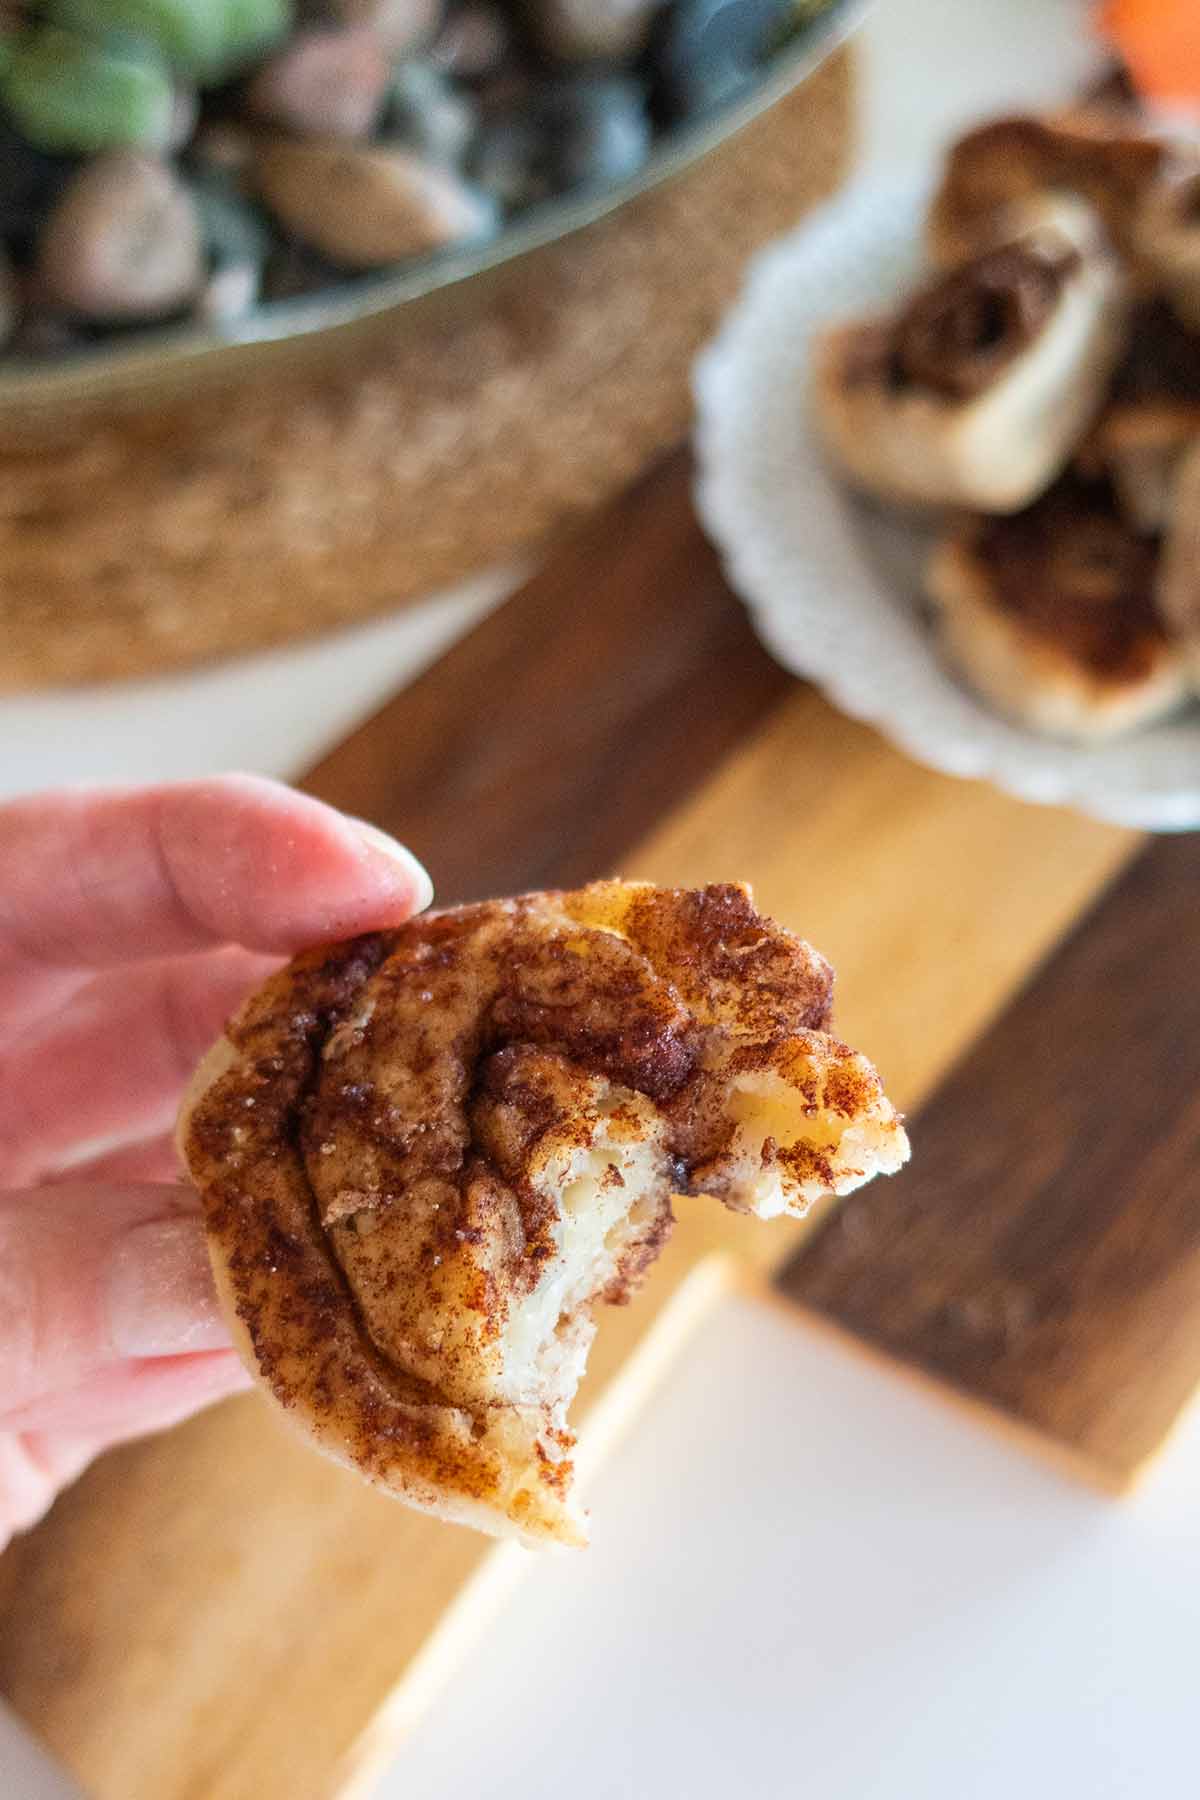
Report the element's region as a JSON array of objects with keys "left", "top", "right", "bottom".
[
  {"left": 179, "top": 882, "right": 908, "bottom": 1545},
  {"left": 926, "top": 475, "right": 1187, "bottom": 740},
  {"left": 811, "top": 198, "right": 1126, "bottom": 512}
]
